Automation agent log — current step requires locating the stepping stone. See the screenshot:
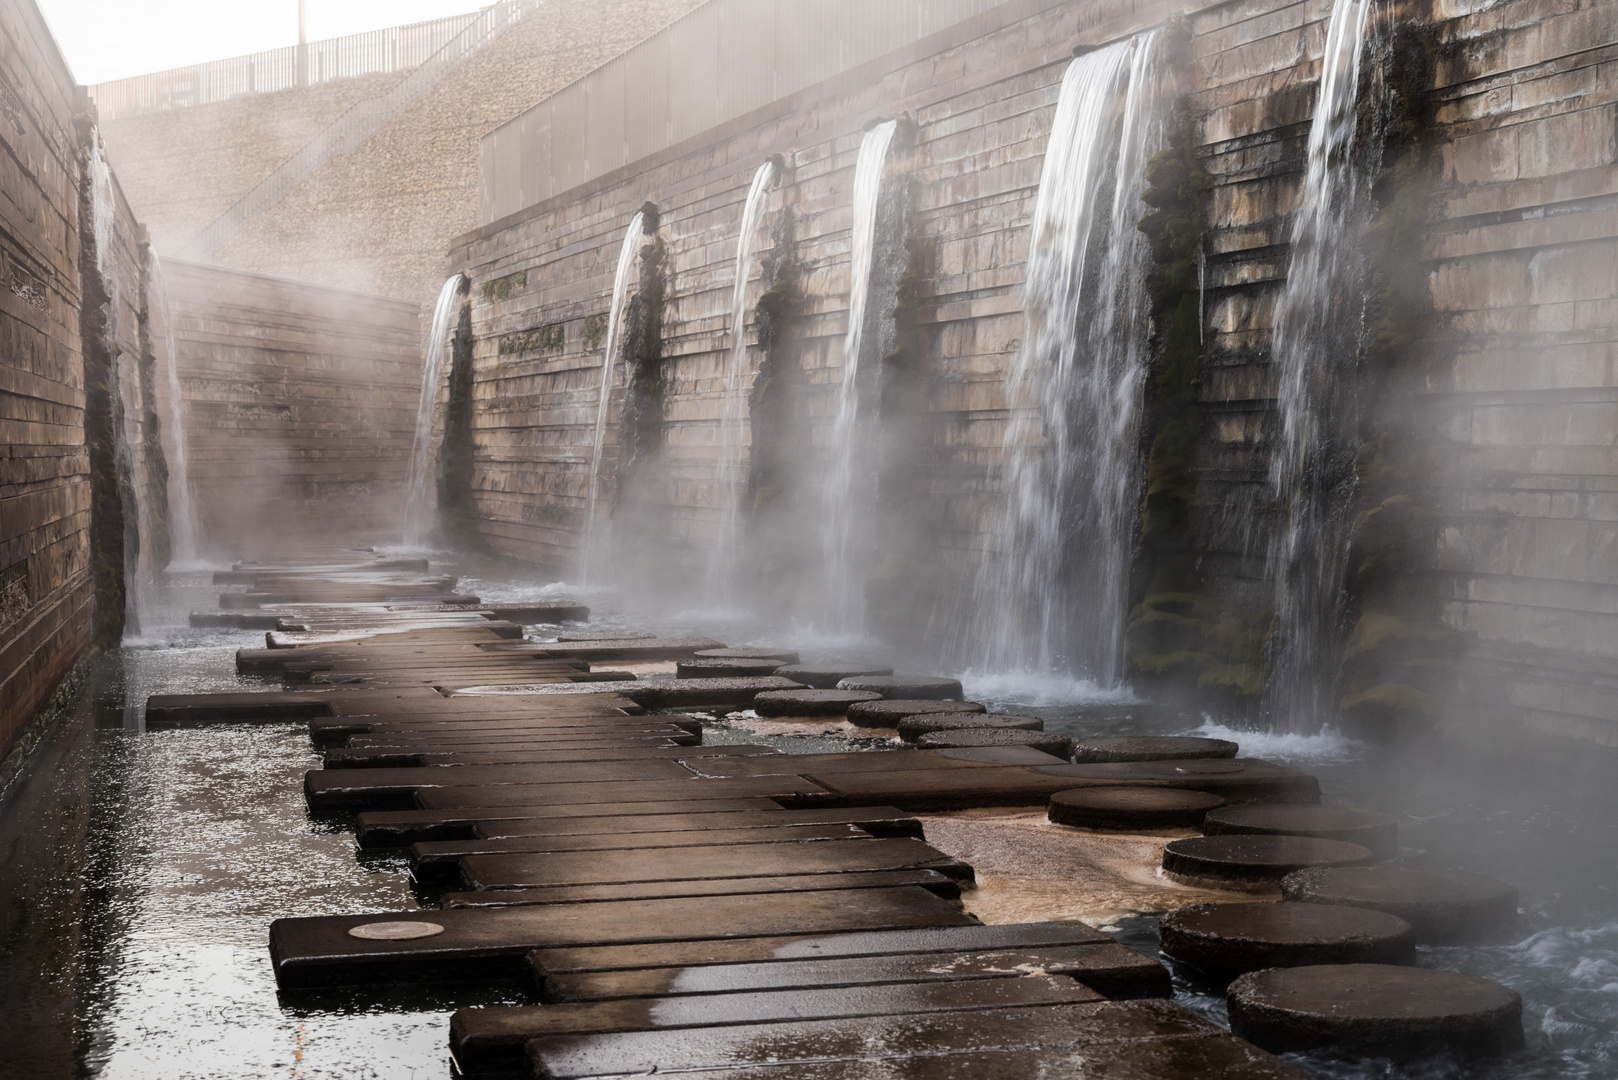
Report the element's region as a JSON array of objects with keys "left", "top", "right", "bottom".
[
  {"left": 1071, "top": 736, "right": 1239, "bottom": 763},
  {"left": 409, "top": 823, "right": 881, "bottom": 880},
  {"left": 846, "top": 699, "right": 986, "bottom": 728},
  {"left": 522, "top": 999, "right": 1269, "bottom": 1079},
  {"left": 1205, "top": 804, "right": 1399, "bottom": 859},
  {"left": 897, "top": 712, "right": 1040, "bottom": 741},
  {"left": 754, "top": 689, "right": 883, "bottom": 717},
  {"left": 1033, "top": 758, "right": 1321, "bottom": 805},
  {"left": 526, "top": 920, "right": 1114, "bottom": 982},
  {"left": 1159, "top": 902, "right": 1416, "bottom": 981},
  {"left": 676, "top": 658, "right": 785, "bottom": 679},
  {"left": 793, "top": 766, "right": 1117, "bottom": 812},
  {"left": 303, "top": 759, "right": 703, "bottom": 811},
  {"left": 686, "top": 747, "right": 1063, "bottom": 779},
  {"left": 836, "top": 675, "right": 965, "bottom": 700},
  {"left": 539, "top": 942, "right": 1169, "bottom": 1004},
  {"left": 443, "top": 869, "right": 964, "bottom": 908},
  {"left": 1048, "top": 787, "right": 1226, "bottom": 831},
  {"left": 1227, "top": 964, "right": 1523, "bottom": 1058},
  {"left": 270, "top": 885, "right": 973, "bottom": 988},
  {"left": 414, "top": 775, "right": 833, "bottom": 809},
  {"left": 325, "top": 743, "right": 776, "bottom": 769},
  {"left": 452, "top": 974, "right": 1103, "bottom": 1075},
  {"left": 477, "top": 805, "right": 923, "bottom": 840},
  {"left": 1280, "top": 867, "right": 1519, "bottom": 943},
  {"left": 559, "top": 631, "right": 656, "bottom": 641},
  {"left": 356, "top": 798, "right": 794, "bottom": 847},
  {"left": 696, "top": 648, "right": 801, "bottom": 664},
  {"left": 457, "top": 837, "right": 972, "bottom": 890},
  {"left": 772, "top": 664, "right": 893, "bottom": 689},
  {"left": 915, "top": 729, "right": 1072, "bottom": 758},
  {"left": 1163, "top": 836, "right": 1375, "bottom": 892}
]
